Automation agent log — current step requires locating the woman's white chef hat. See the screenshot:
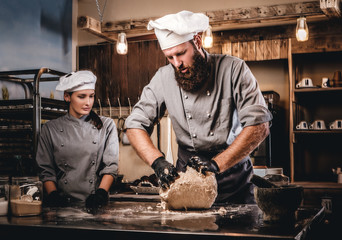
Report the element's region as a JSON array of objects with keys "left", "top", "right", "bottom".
[
  {"left": 147, "top": 10, "right": 209, "bottom": 50},
  {"left": 56, "top": 70, "right": 96, "bottom": 92}
]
